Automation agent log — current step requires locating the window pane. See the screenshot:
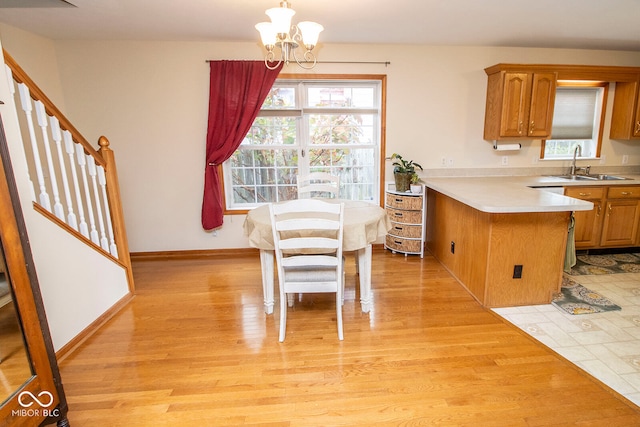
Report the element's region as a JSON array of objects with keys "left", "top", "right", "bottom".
[
  {"left": 228, "top": 148, "right": 298, "bottom": 206},
  {"left": 242, "top": 117, "right": 297, "bottom": 146},
  {"left": 262, "top": 87, "right": 296, "bottom": 108},
  {"left": 551, "top": 88, "right": 598, "bottom": 139},
  {"left": 309, "top": 114, "right": 374, "bottom": 145},
  {"left": 308, "top": 148, "right": 376, "bottom": 201},
  {"left": 307, "top": 86, "right": 375, "bottom": 108}
]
